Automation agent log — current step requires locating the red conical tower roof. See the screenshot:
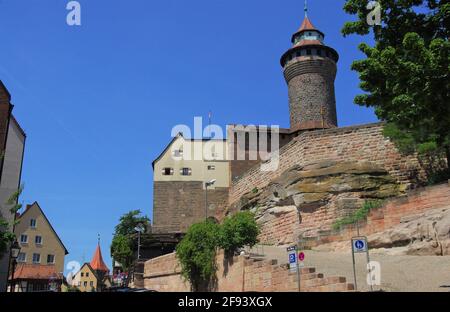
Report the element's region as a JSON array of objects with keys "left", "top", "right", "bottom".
[
  {"left": 298, "top": 16, "right": 317, "bottom": 32},
  {"left": 90, "top": 244, "right": 109, "bottom": 273}
]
